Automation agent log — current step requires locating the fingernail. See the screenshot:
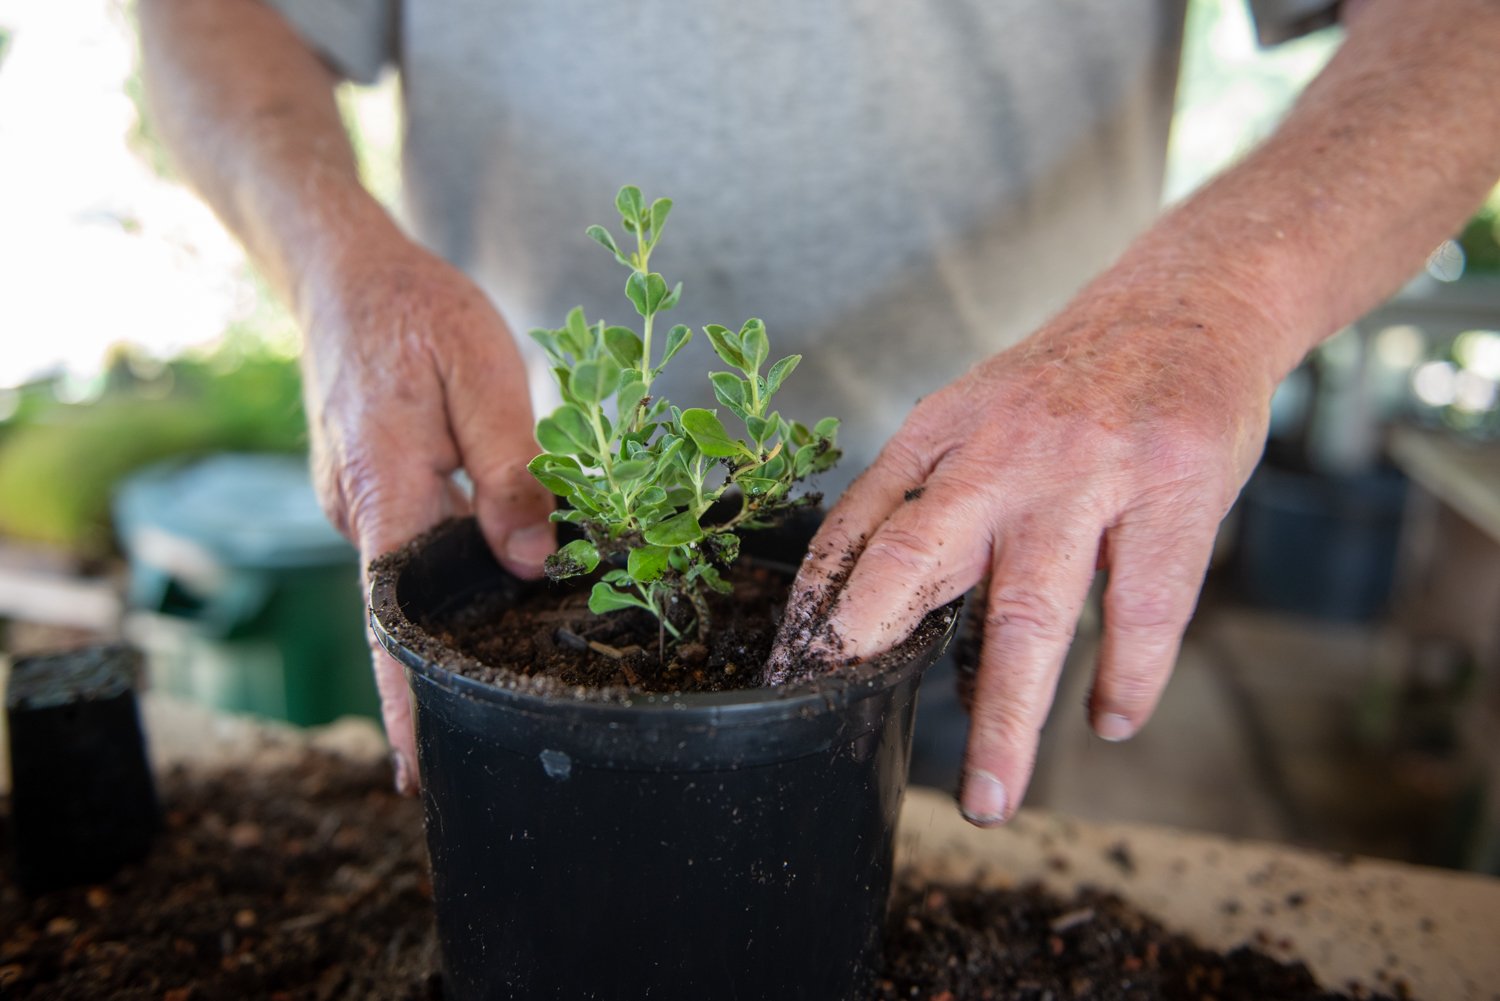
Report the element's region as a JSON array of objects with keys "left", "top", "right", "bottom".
[
  {"left": 1096, "top": 712, "right": 1135, "bottom": 742},
  {"left": 391, "top": 751, "right": 416, "bottom": 795},
  {"left": 504, "top": 523, "right": 554, "bottom": 570},
  {"left": 960, "top": 769, "right": 1008, "bottom": 825}
]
